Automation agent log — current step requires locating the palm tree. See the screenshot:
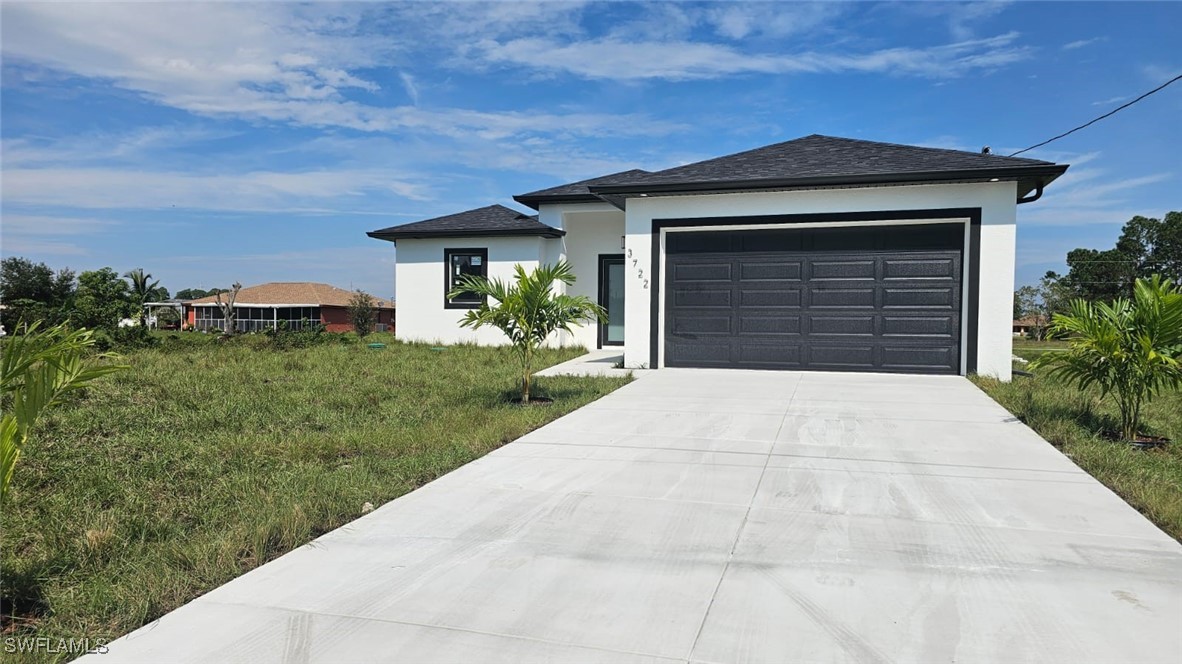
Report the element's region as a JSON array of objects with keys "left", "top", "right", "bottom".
[
  {"left": 1032, "top": 275, "right": 1182, "bottom": 441},
  {"left": 123, "top": 268, "right": 160, "bottom": 326},
  {"left": 2, "top": 322, "right": 128, "bottom": 503},
  {"left": 449, "top": 261, "right": 605, "bottom": 403}
]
